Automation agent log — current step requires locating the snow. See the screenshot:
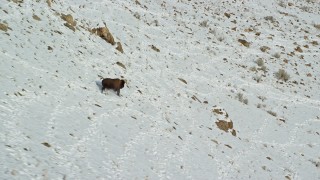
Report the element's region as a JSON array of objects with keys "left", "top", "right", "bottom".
[{"left": 1, "top": 0, "right": 320, "bottom": 179}]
